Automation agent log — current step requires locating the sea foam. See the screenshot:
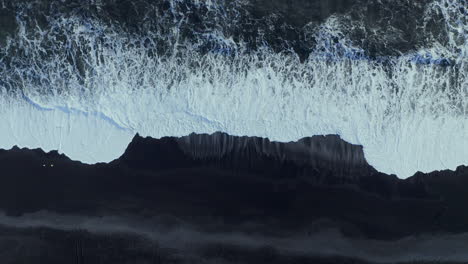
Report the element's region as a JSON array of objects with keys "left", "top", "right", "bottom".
[{"left": 0, "top": 0, "right": 466, "bottom": 178}]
